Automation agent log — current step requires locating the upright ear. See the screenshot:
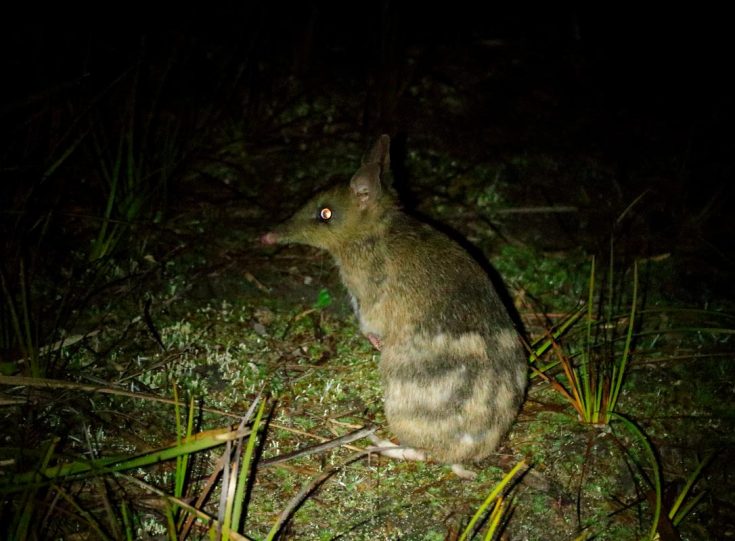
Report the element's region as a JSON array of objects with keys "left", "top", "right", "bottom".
[
  {"left": 351, "top": 135, "right": 391, "bottom": 211},
  {"left": 363, "top": 134, "right": 391, "bottom": 173}
]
